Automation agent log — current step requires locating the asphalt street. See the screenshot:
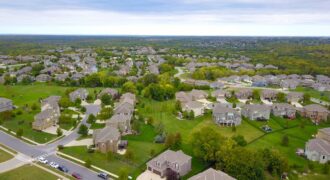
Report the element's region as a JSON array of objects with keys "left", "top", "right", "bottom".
[{"left": 0, "top": 111, "right": 108, "bottom": 180}]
